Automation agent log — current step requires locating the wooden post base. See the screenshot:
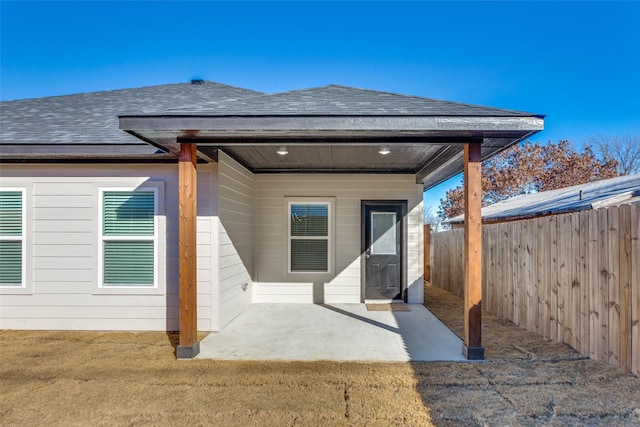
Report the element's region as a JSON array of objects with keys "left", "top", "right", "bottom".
[
  {"left": 177, "top": 342, "right": 200, "bottom": 359},
  {"left": 463, "top": 344, "right": 485, "bottom": 360}
]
